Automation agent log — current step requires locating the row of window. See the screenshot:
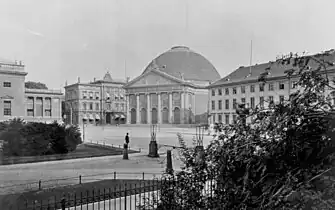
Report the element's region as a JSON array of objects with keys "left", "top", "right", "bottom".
[
  {"left": 81, "top": 102, "right": 125, "bottom": 111},
  {"left": 215, "top": 113, "right": 238, "bottom": 125},
  {"left": 2, "top": 100, "right": 53, "bottom": 117},
  {"left": 3, "top": 82, "right": 11, "bottom": 87},
  {"left": 211, "top": 81, "right": 298, "bottom": 96},
  {"left": 211, "top": 95, "right": 285, "bottom": 110}
]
